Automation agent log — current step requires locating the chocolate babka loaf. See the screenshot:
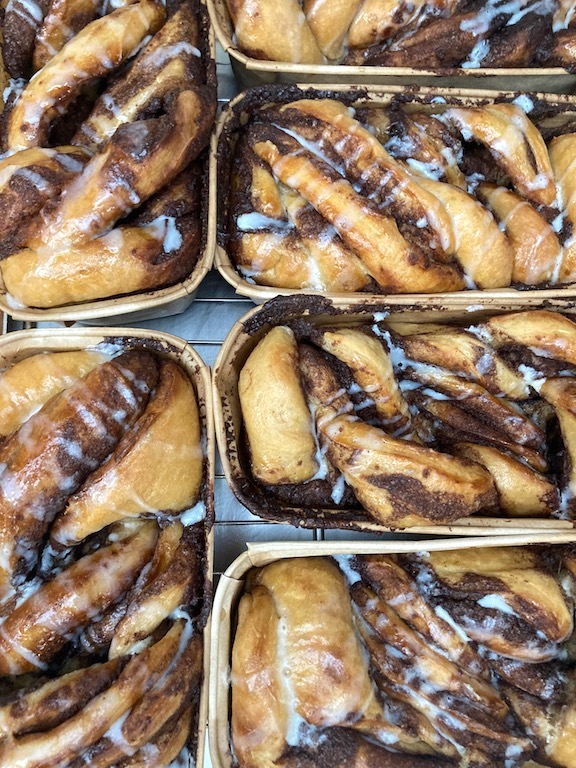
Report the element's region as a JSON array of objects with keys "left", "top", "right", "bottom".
[
  {"left": 236, "top": 308, "right": 576, "bottom": 527},
  {"left": 224, "top": 90, "right": 576, "bottom": 294},
  {"left": 231, "top": 547, "right": 576, "bottom": 767},
  {"left": 223, "top": 0, "right": 576, "bottom": 71},
  {"left": 0, "top": 0, "right": 216, "bottom": 310},
  {"left": 0, "top": 340, "right": 210, "bottom": 766}
]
